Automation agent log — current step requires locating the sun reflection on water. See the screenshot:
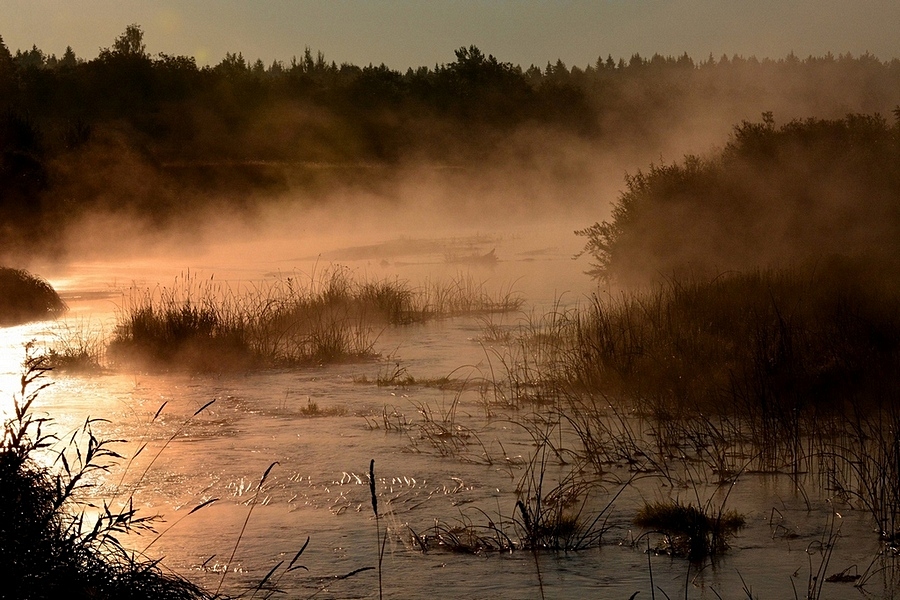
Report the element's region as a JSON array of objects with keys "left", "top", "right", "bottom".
[{"left": 1, "top": 324, "right": 30, "bottom": 420}]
